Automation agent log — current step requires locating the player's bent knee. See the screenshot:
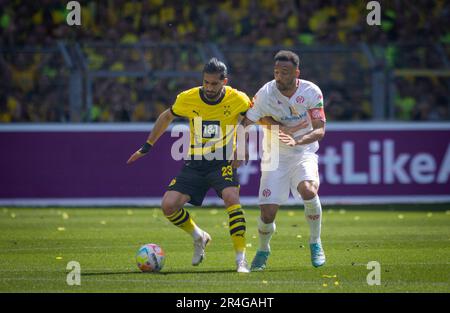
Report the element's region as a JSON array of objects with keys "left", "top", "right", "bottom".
[
  {"left": 161, "top": 192, "right": 187, "bottom": 216},
  {"left": 221, "top": 187, "right": 240, "bottom": 207}
]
